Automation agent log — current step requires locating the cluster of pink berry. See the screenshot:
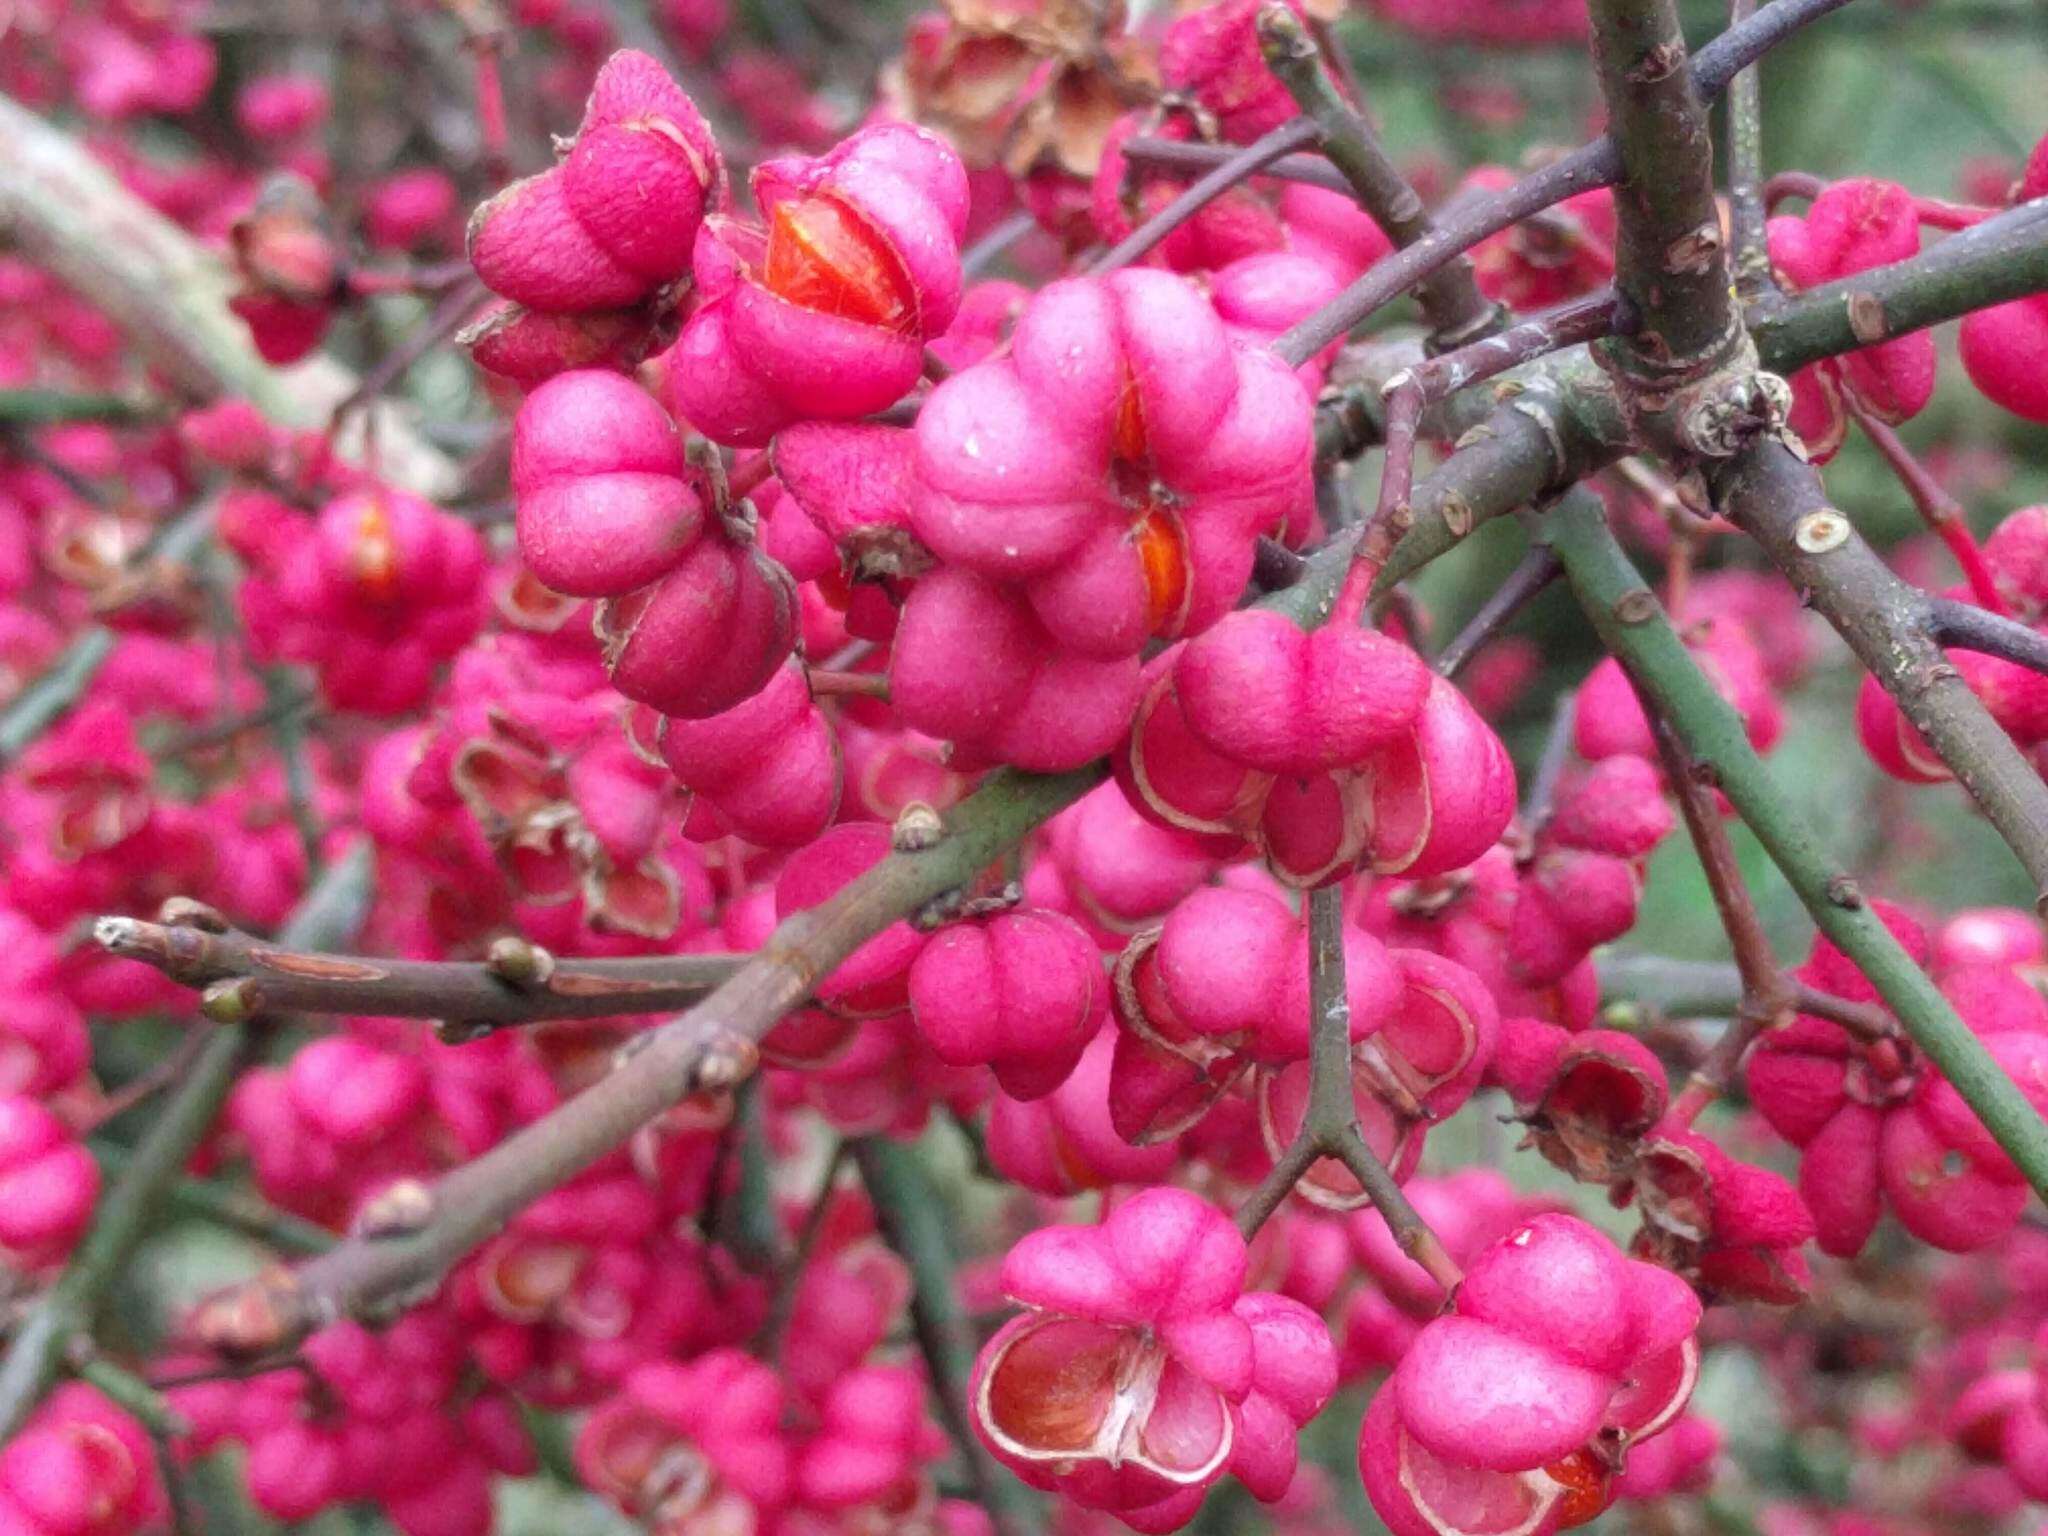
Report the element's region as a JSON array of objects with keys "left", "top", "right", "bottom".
[
  {"left": 1861, "top": 503, "right": 2048, "bottom": 781},
  {"left": 9, "top": 4, "right": 2048, "bottom": 1536}
]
